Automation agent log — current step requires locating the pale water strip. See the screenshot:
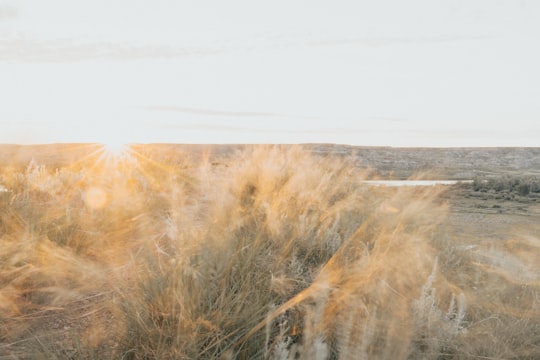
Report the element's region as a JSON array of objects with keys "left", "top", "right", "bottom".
[
  {"left": 363, "top": 180, "right": 473, "bottom": 187},
  {"left": 0, "top": 180, "right": 474, "bottom": 192}
]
